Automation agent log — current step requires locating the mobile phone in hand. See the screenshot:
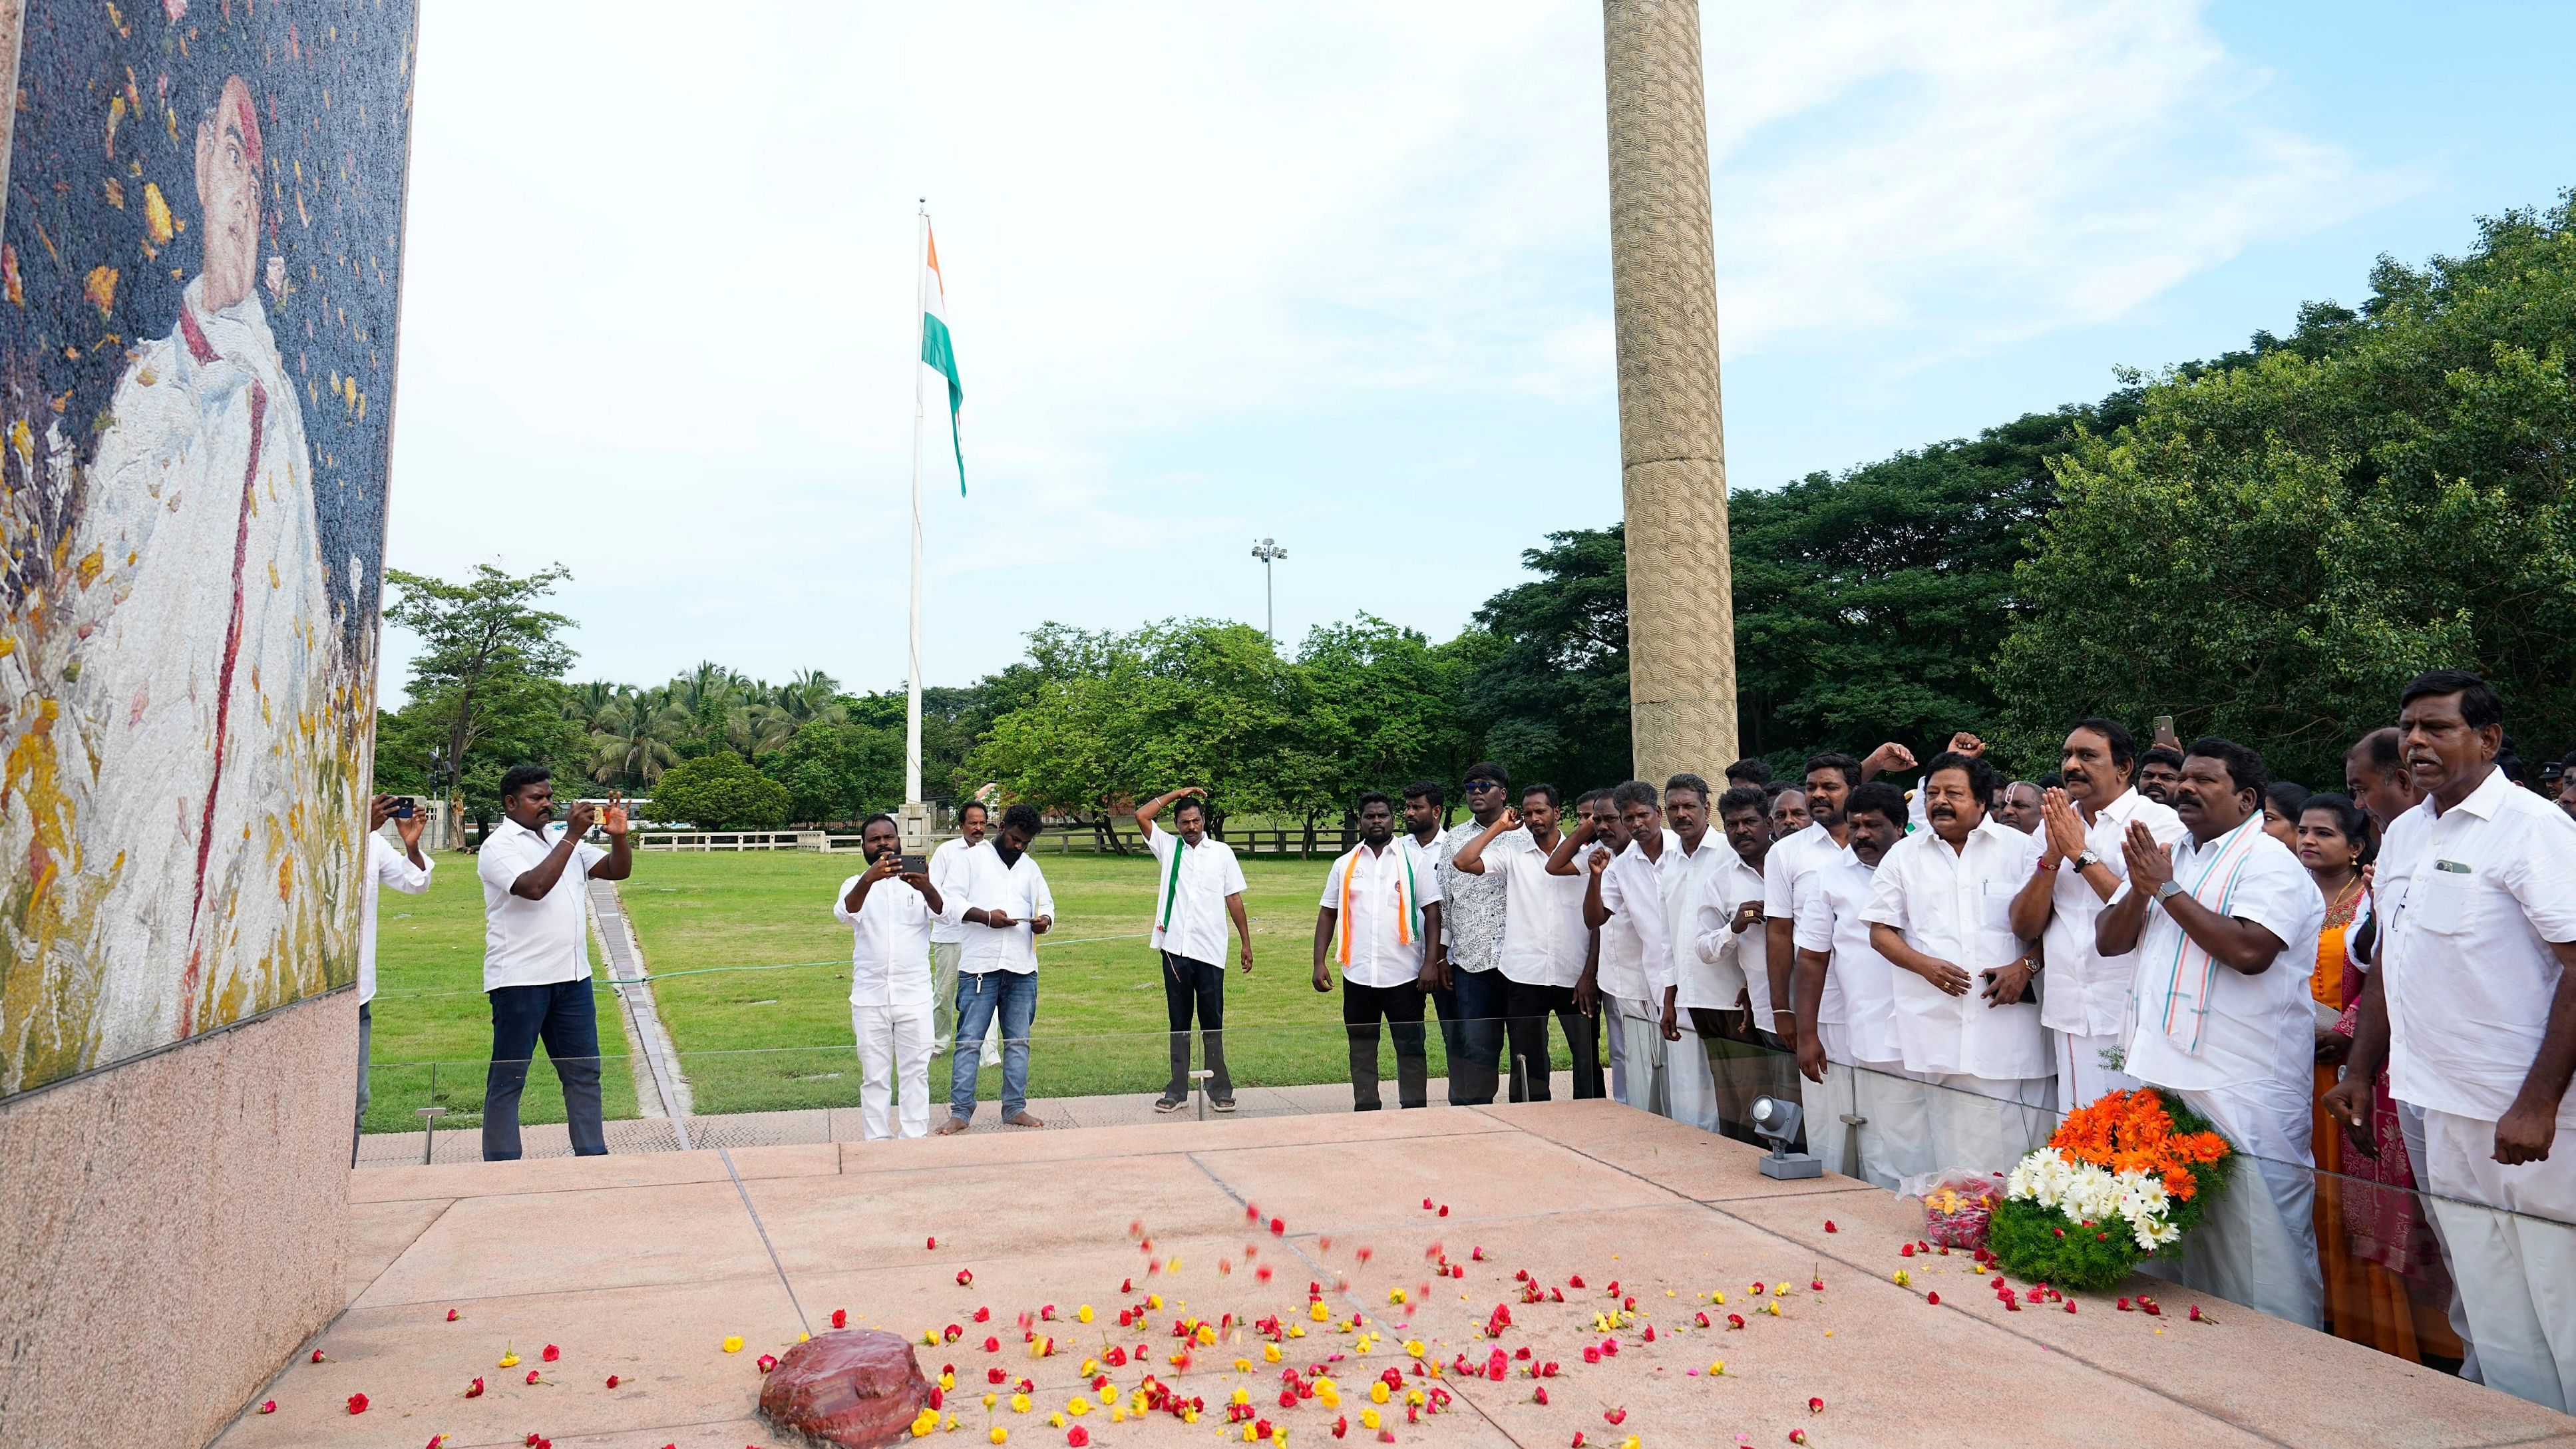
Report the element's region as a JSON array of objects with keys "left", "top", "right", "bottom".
[
  {"left": 393, "top": 797, "right": 416, "bottom": 820},
  {"left": 900, "top": 853, "right": 929, "bottom": 875}
]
